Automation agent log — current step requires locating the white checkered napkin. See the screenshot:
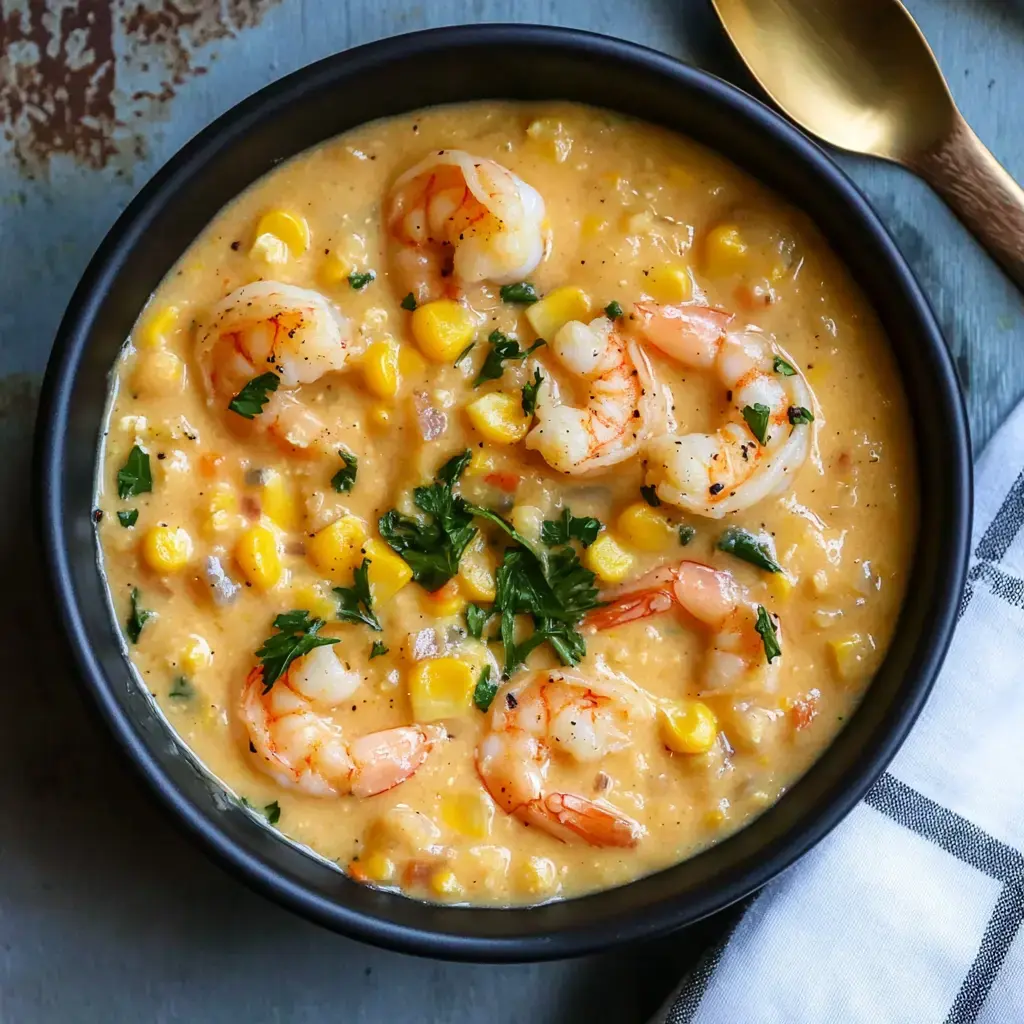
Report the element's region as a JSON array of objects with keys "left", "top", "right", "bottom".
[{"left": 655, "top": 400, "right": 1024, "bottom": 1024}]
